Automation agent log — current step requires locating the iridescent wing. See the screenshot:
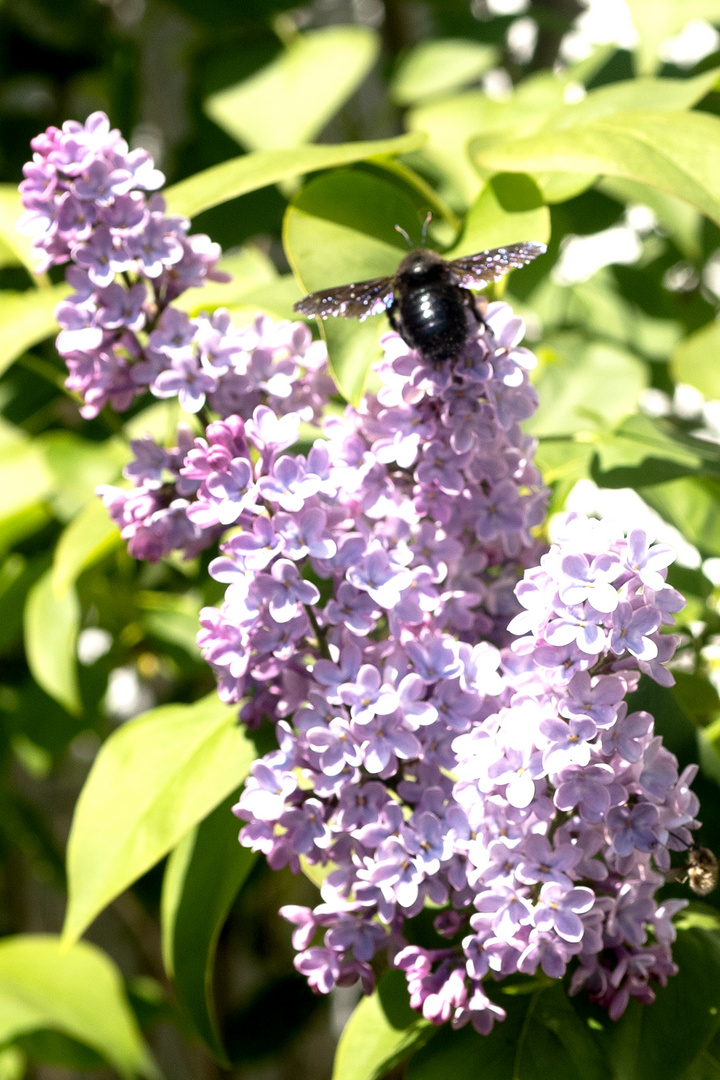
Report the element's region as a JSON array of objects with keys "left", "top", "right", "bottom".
[
  {"left": 293, "top": 276, "right": 396, "bottom": 322},
  {"left": 448, "top": 241, "right": 546, "bottom": 289}
]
